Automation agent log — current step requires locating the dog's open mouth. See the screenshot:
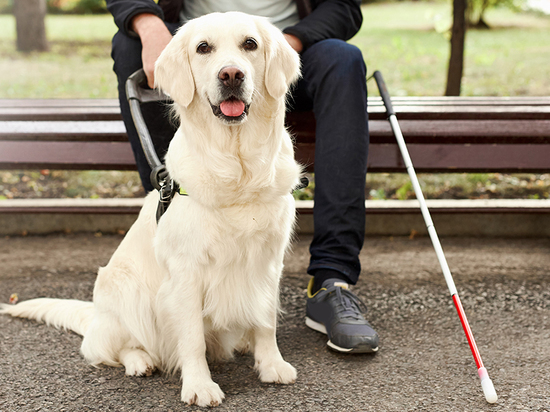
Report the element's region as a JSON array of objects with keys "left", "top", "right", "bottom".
[{"left": 211, "top": 97, "right": 250, "bottom": 123}]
